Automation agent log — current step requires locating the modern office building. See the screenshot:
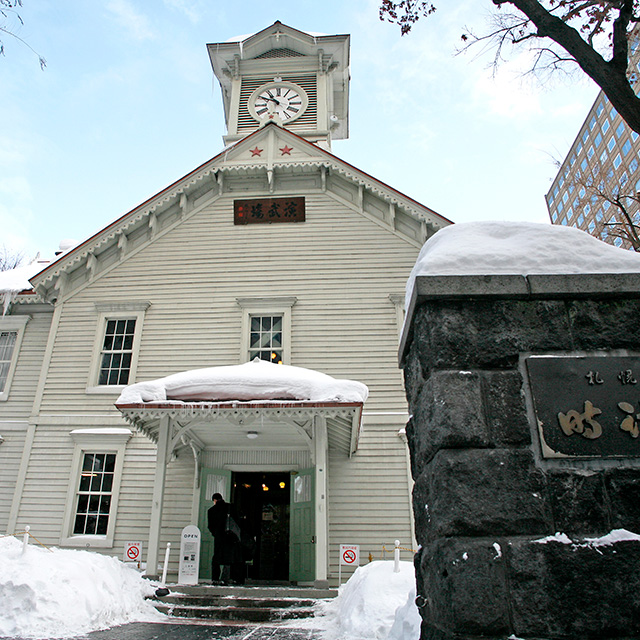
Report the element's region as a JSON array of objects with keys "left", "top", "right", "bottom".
[{"left": 546, "top": 45, "right": 640, "bottom": 249}]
